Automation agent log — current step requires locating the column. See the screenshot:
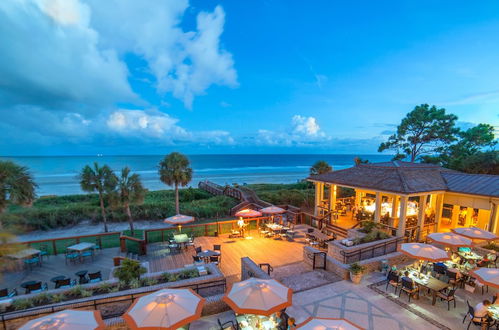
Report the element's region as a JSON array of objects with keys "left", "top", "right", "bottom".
[
  {"left": 332, "top": 185, "right": 337, "bottom": 211},
  {"left": 465, "top": 207, "right": 473, "bottom": 227},
  {"left": 355, "top": 190, "right": 361, "bottom": 208},
  {"left": 489, "top": 203, "right": 499, "bottom": 234},
  {"left": 451, "top": 205, "right": 460, "bottom": 228},
  {"left": 397, "top": 196, "right": 408, "bottom": 237},
  {"left": 391, "top": 195, "right": 399, "bottom": 218},
  {"left": 374, "top": 192, "right": 382, "bottom": 223},
  {"left": 434, "top": 194, "right": 444, "bottom": 232},
  {"left": 314, "top": 182, "right": 321, "bottom": 216},
  {"left": 416, "top": 195, "right": 427, "bottom": 241}
]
